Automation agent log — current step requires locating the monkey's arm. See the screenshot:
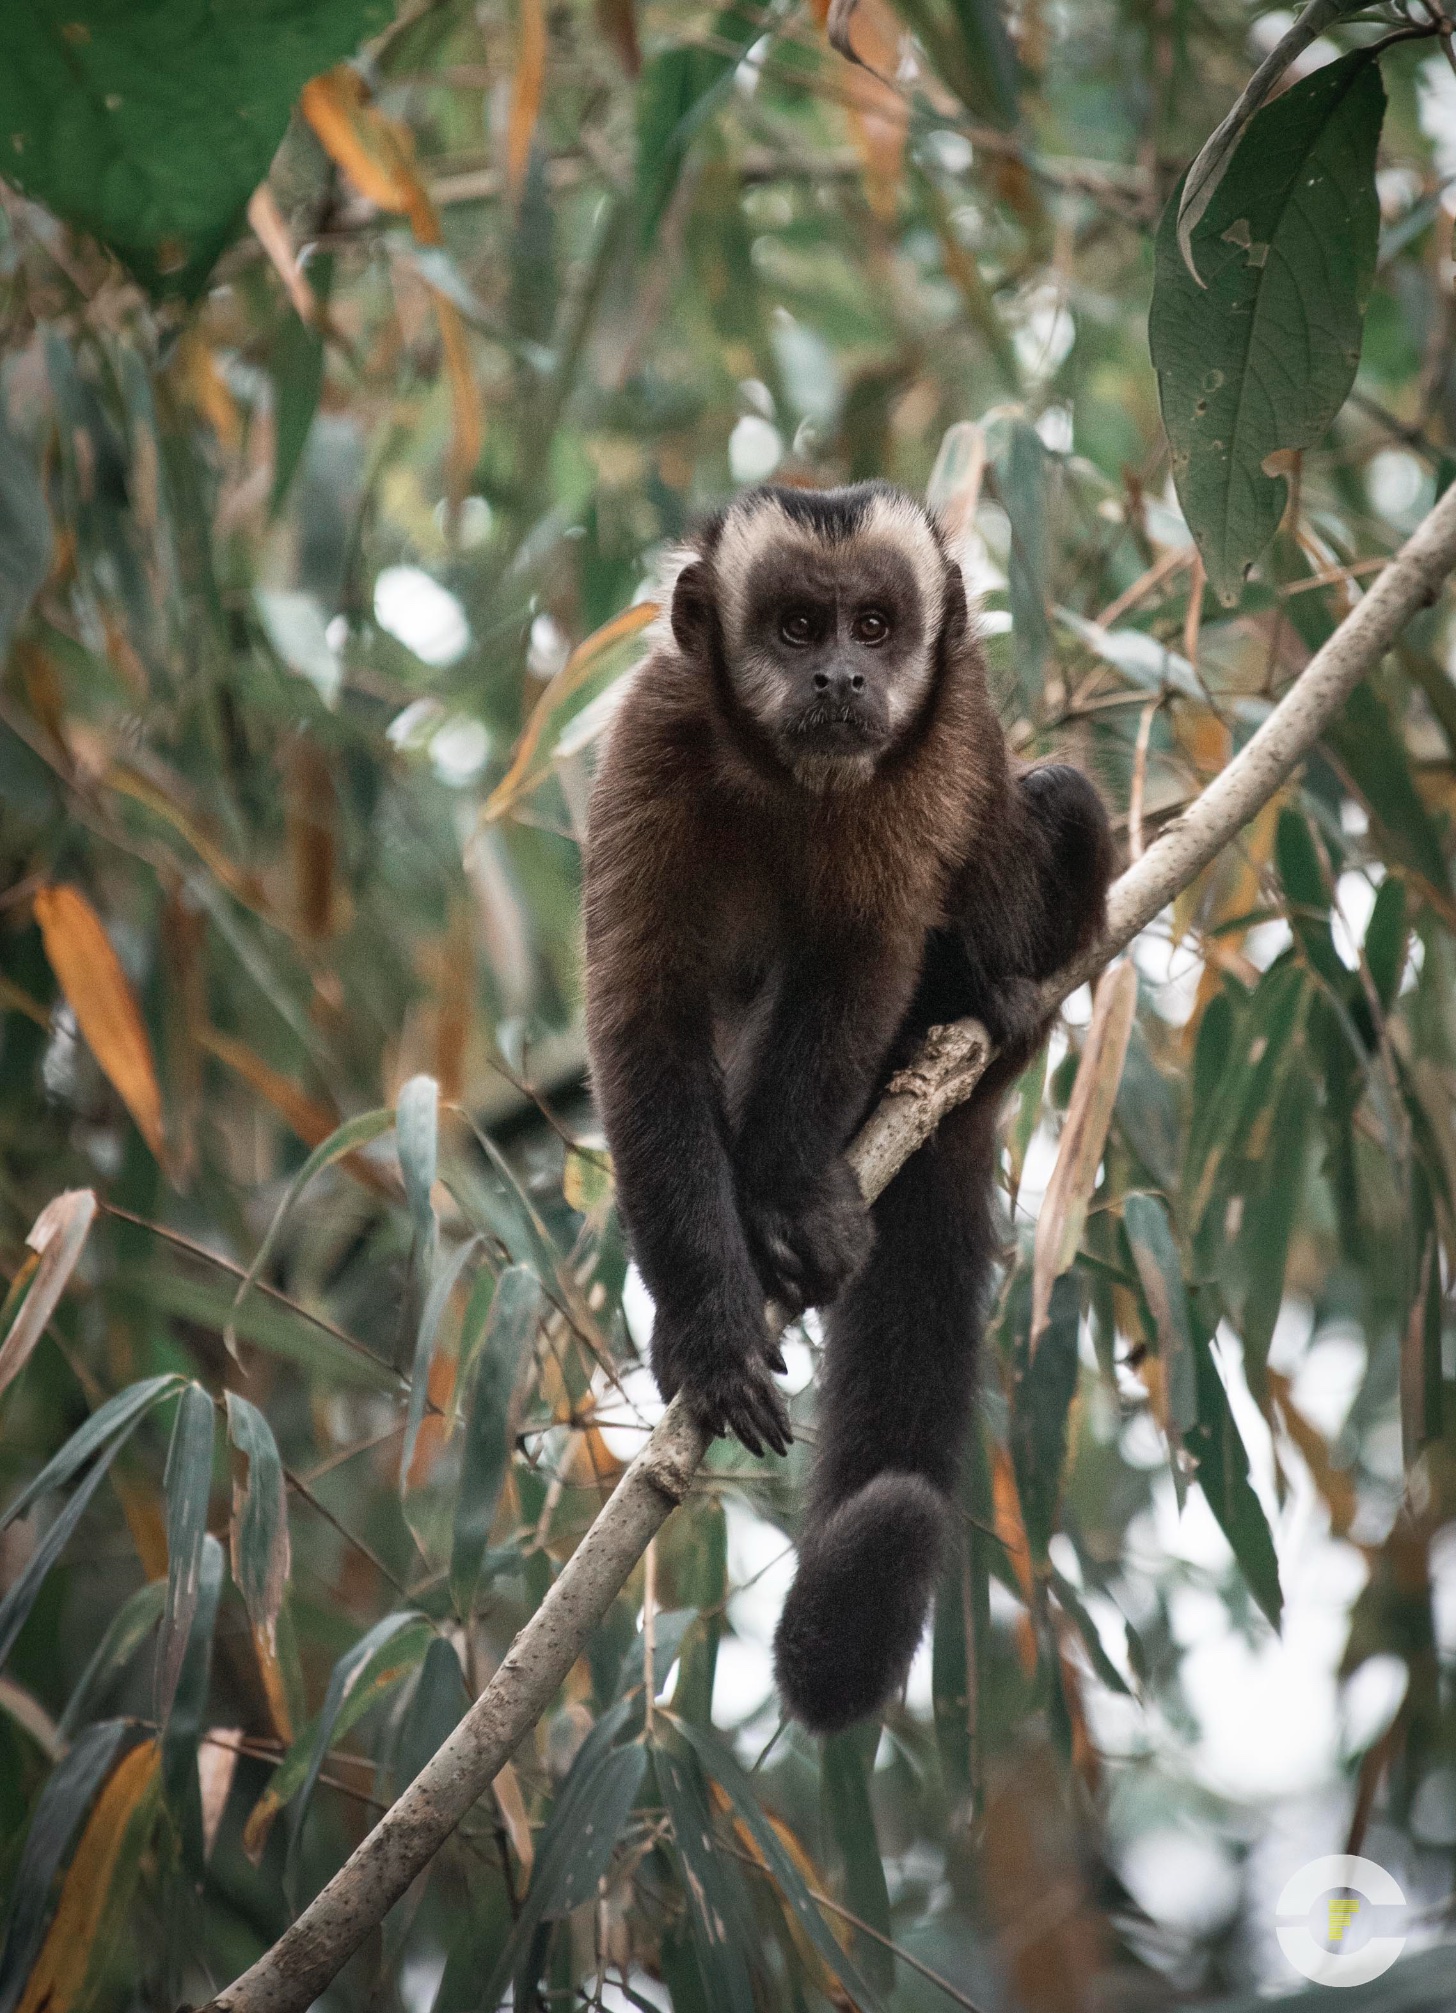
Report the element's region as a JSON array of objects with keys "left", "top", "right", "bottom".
[
  {"left": 584, "top": 820, "right": 791, "bottom": 1458},
  {"left": 731, "top": 936, "right": 921, "bottom": 1313},
  {"left": 949, "top": 763, "right": 1114, "bottom": 1071}
]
